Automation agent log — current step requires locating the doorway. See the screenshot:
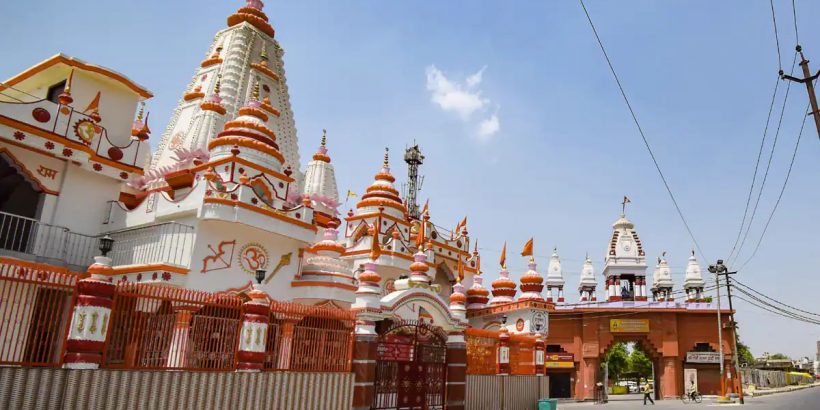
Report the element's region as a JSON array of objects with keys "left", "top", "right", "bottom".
[{"left": 549, "top": 372, "right": 572, "bottom": 398}]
